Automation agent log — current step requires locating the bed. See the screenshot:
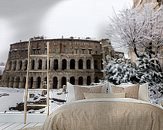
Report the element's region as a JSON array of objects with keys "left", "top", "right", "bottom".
[
  {"left": 23, "top": 82, "right": 163, "bottom": 130},
  {"left": 41, "top": 98, "right": 163, "bottom": 130}
]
